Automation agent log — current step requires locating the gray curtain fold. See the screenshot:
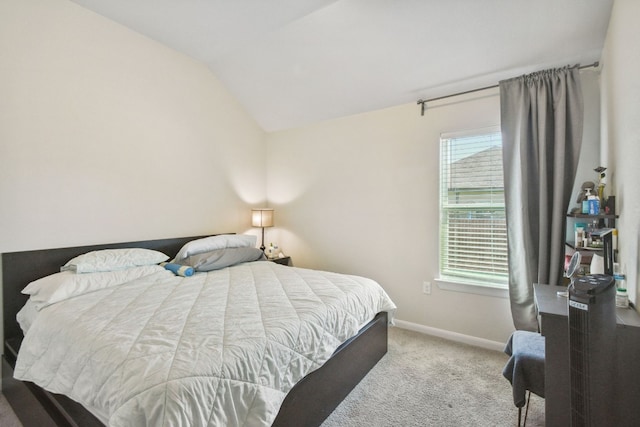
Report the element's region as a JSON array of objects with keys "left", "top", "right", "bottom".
[{"left": 500, "top": 66, "right": 584, "bottom": 331}]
